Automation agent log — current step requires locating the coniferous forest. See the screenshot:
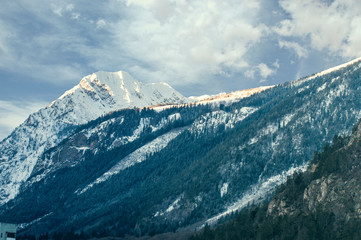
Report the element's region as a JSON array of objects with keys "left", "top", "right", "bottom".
[{"left": 191, "top": 122, "right": 361, "bottom": 239}]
